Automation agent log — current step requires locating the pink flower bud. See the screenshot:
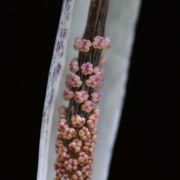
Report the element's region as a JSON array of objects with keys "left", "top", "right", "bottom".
[
  {"left": 66, "top": 74, "right": 82, "bottom": 88},
  {"left": 92, "top": 36, "right": 111, "bottom": 49},
  {"left": 65, "top": 74, "right": 73, "bottom": 88},
  {"left": 58, "top": 106, "right": 67, "bottom": 118},
  {"left": 71, "top": 114, "right": 85, "bottom": 128},
  {"left": 94, "top": 108, "right": 100, "bottom": 118},
  {"left": 81, "top": 100, "right": 95, "bottom": 113},
  {"left": 86, "top": 74, "right": 104, "bottom": 89},
  {"left": 95, "top": 75, "right": 104, "bottom": 89},
  {"left": 73, "top": 37, "right": 91, "bottom": 52},
  {"left": 69, "top": 58, "right": 79, "bottom": 73},
  {"left": 74, "top": 91, "right": 89, "bottom": 104},
  {"left": 57, "top": 119, "right": 68, "bottom": 132},
  {"left": 98, "top": 56, "right": 107, "bottom": 66},
  {"left": 71, "top": 74, "right": 82, "bottom": 88},
  {"left": 87, "top": 113, "right": 98, "bottom": 129},
  {"left": 78, "top": 127, "right": 91, "bottom": 141},
  {"left": 63, "top": 89, "right": 74, "bottom": 100},
  {"left": 93, "top": 66, "right": 104, "bottom": 77},
  {"left": 92, "top": 36, "right": 104, "bottom": 49},
  {"left": 103, "top": 37, "right": 112, "bottom": 49},
  {"left": 77, "top": 152, "right": 89, "bottom": 165},
  {"left": 81, "top": 62, "right": 94, "bottom": 75},
  {"left": 83, "top": 138, "right": 96, "bottom": 154},
  {"left": 91, "top": 92, "right": 101, "bottom": 104},
  {"left": 68, "top": 139, "right": 82, "bottom": 153},
  {"left": 62, "top": 127, "right": 76, "bottom": 140},
  {"left": 85, "top": 75, "right": 98, "bottom": 88},
  {"left": 64, "top": 159, "right": 78, "bottom": 172}
]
